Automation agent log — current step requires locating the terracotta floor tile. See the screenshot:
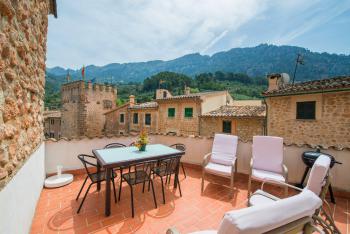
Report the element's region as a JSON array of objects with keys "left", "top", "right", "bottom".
[{"left": 29, "top": 167, "right": 348, "bottom": 234}]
